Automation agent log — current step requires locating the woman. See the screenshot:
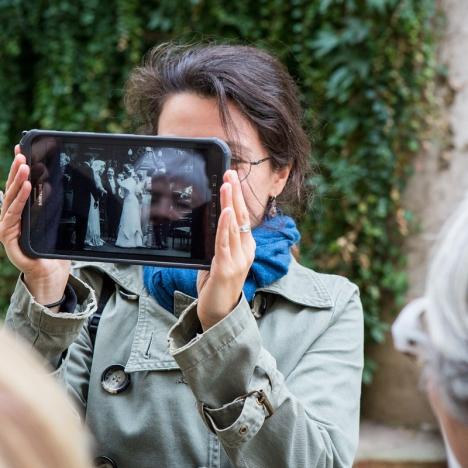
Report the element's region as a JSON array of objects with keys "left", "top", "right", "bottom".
[
  {"left": 85, "top": 159, "right": 106, "bottom": 247},
  {"left": 393, "top": 194, "right": 468, "bottom": 467},
  {"left": 0, "top": 43, "right": 363, "bottom": 468},
  {"left": 115, "top": 163, "right": 143, "bottom": 248}
]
